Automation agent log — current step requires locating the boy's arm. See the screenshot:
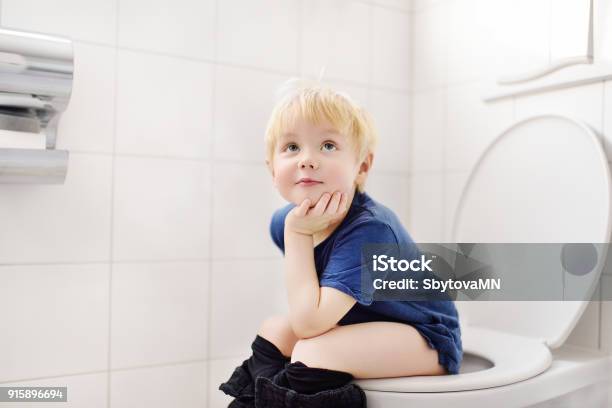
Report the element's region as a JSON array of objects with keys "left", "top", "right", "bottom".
[{"left": 284, "top": 229, "right": 357, "bottom": 339}]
